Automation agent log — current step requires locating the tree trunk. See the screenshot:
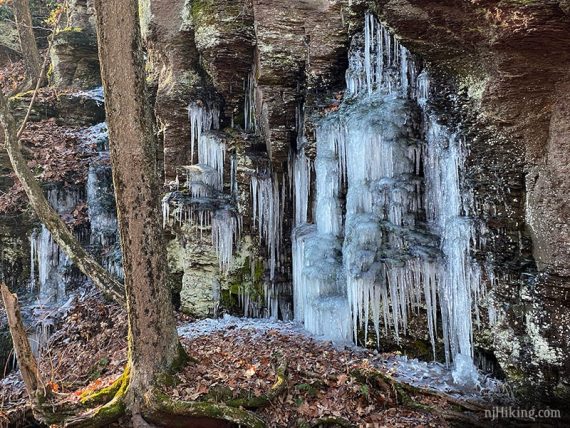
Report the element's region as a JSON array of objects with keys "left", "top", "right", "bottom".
[
  {"left": 92, "top": 0, "right": 181, "bottom": 409},
  {"left": 12, "top": 0, "right": 42, "bottom": 85},
  {"left": 0, "top": 92, "right": 125, "bottom": 305},
  {"left": 0, "top": 283, "right": 43, "bottom": 399}
]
